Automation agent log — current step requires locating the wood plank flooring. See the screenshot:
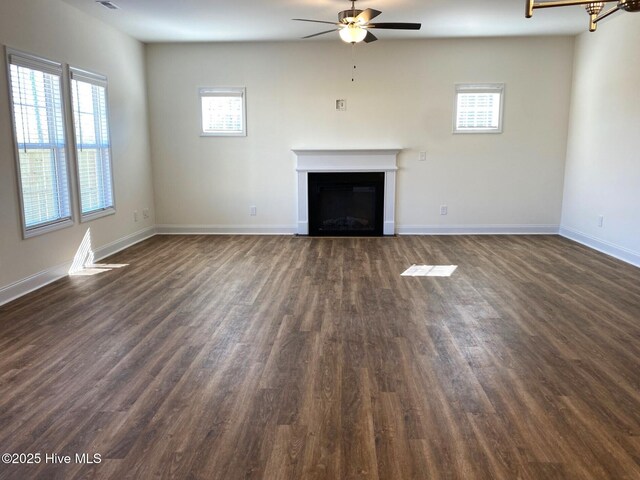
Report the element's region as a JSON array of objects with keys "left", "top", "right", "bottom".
[{"left": 0, "top": 234, "right": 639, "bottom": 479}]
